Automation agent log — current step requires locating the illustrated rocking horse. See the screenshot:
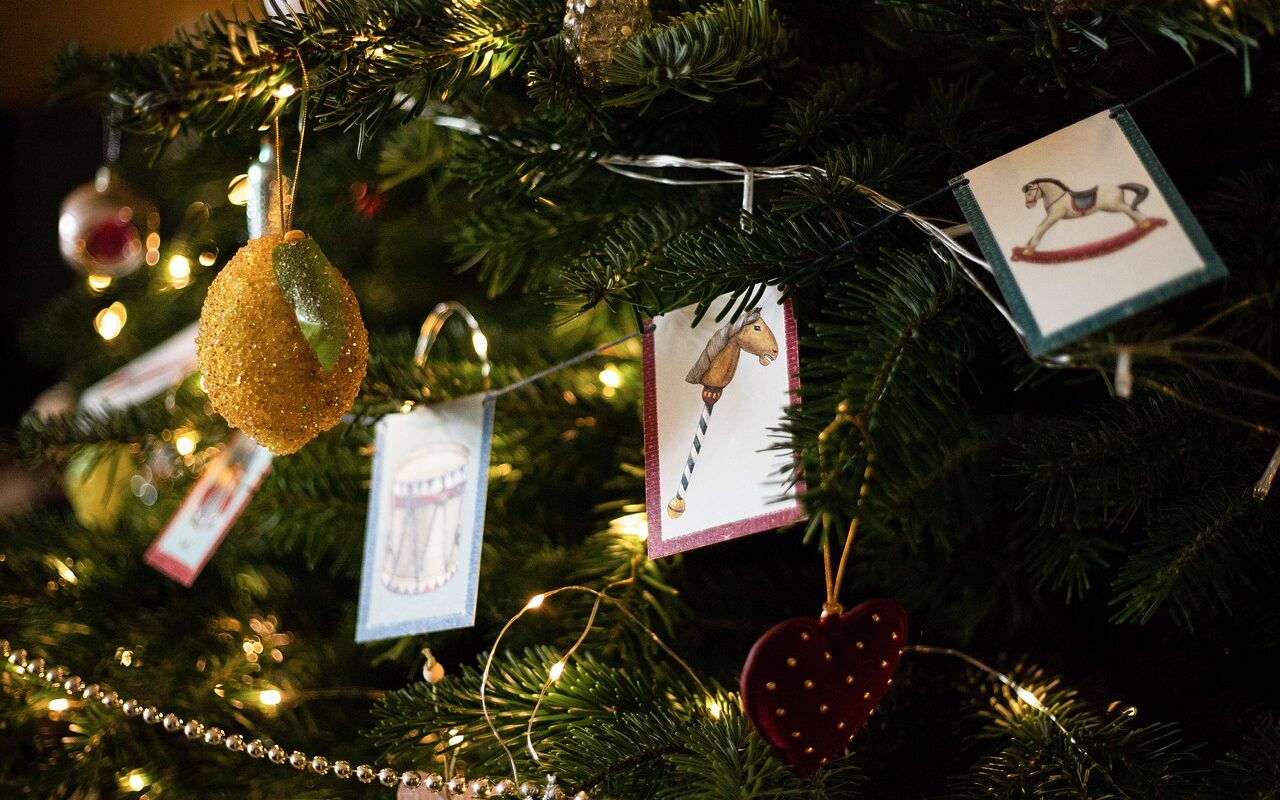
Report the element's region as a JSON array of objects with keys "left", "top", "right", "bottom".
[
  {"left": 667, "top": 308, "right": 779, "bottom": 519},
  {"left": 1014, "top": 178, "right": 1167, "bottom": 264}
]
